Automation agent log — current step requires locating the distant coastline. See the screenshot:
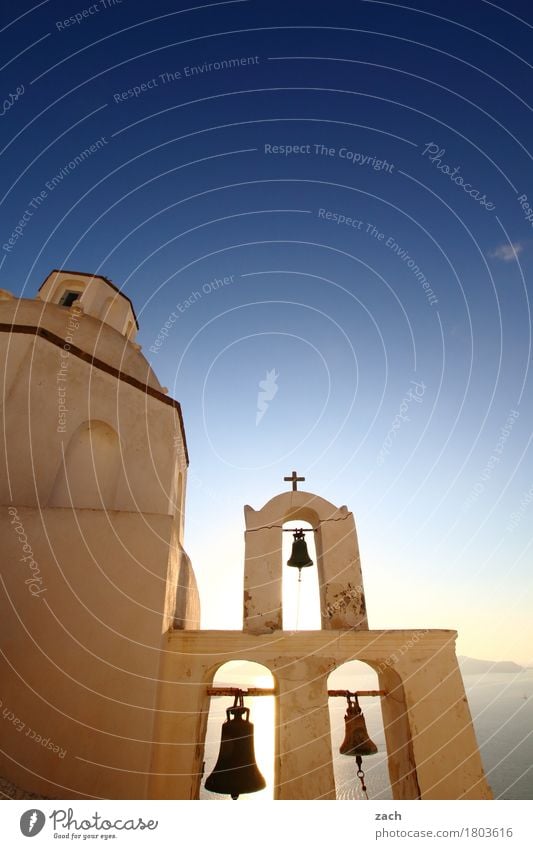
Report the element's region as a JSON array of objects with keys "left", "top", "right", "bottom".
[{"left": 459, "top": 656, "right": 526, "bottom": 674}]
